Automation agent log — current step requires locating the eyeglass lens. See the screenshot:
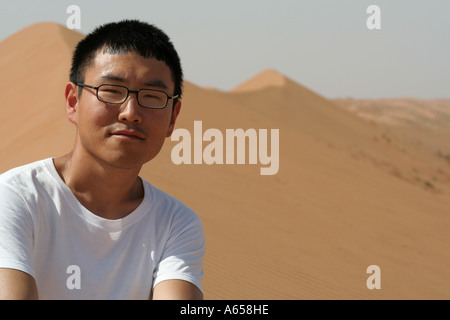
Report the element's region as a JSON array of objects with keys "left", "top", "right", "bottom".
[{"left": 97, "top": 85, "right": 168, "bottom": 108}]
